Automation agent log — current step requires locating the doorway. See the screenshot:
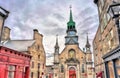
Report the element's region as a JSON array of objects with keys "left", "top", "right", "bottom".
[{"left": 69, "top": 67, "right": 76, "bottom": 78}]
